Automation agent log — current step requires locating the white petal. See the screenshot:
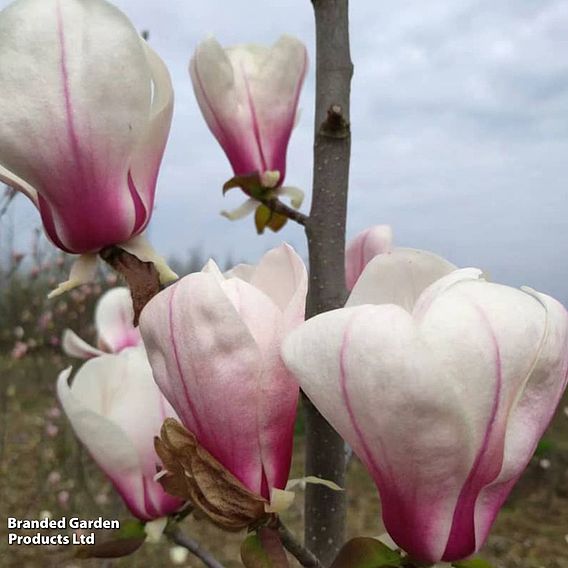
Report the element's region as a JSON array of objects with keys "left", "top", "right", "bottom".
[
  {"left": 119, "top": 234, "right": 178, "bottom": 284},
  {"left": 95, "top": 288, "right": 141, "bottom": 353},
  {"left": 57, "top": 364, "right": 144, "bottom": 505},
  {"left": 247, "top": 244, "right": 307, "bottom": 327},
  {"left": 221, "top": 198, "right": 257, "bottom": 221},
  {"left": 347, "top": 247, "right": 456, "bottom": 311},
  {"left": 48, "top": 254, "right": 98, "bottom": 298},
  {"left": 472, "top": 287, "right": 568, "bottom": 546},
  {"left": 224, "top": 262, "right": 255, "bottom": 282},
  {"left": 62, "top": 329, "right": 103, "bottom": 359},
  {"left": 144, "top": 517, "right": 168, "bottom": 543},
  {"left": 276, "top": 186, "right": 304, "bottom": 209},
  {"left": 0, "top": 163, "right": 38, "bottom": 205},
  {"left": 345, "top": 225, "right": 393, "bottom": 290},
  {"left": 0, "top": 0, "right": 151, "bottom": 228},
  {"left": 200, "top": 259, "right": 225, "bottom": 282},
  {"left": 128, "top": 41, "right": 174, "bottom": 220}
]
